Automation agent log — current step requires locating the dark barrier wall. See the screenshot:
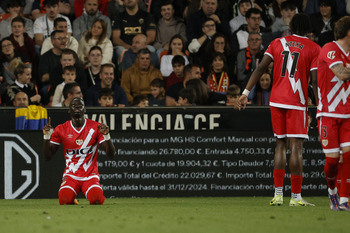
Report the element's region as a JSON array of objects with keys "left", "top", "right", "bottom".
[{"left": 0, "top": 107, "right": 326, "bottom": 199}]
